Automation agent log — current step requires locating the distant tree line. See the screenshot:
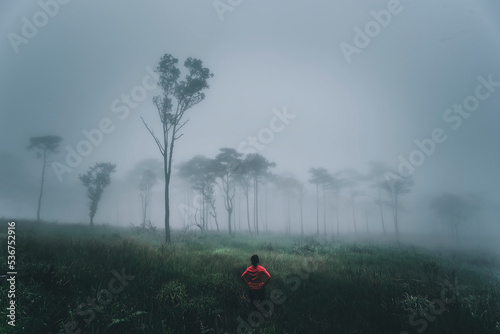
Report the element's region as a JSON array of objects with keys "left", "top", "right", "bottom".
[{"left": 176, "top": 150, "right": 418, "bottom": 244}]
